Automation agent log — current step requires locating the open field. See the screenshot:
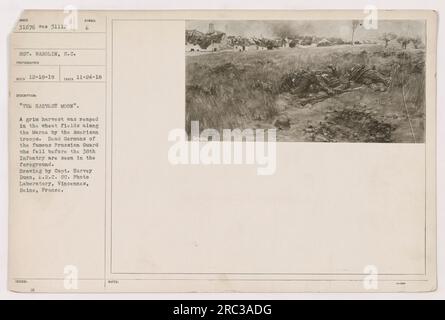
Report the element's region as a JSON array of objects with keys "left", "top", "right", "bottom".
[{"left": 186, "top": 44, "right": 425, "bottom": 143}]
